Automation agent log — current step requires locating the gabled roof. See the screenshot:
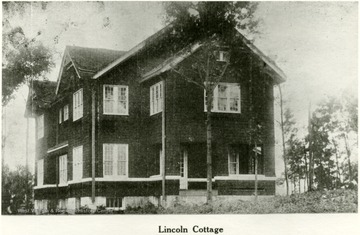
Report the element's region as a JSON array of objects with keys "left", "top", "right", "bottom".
[
  {"left": 55, "top": 46, "right": 126, "bottom": 94},
  {"left": 237, "top": 32, "right": 286, "bottom": 83},
  {"left": 67, "top": 46, "right": 127, "bottom": 72},
  {"left": 92, "top": 24, "right": 173, "bottom": 79},
  {"left": 141, "top": 42, "right": 202, "bottom": 83},
  {"left": 25, "top": 80, "right": 57, "bottom": 117},
  {"left": 93, "top": 24, "right": 286, "bottom": 83}
]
